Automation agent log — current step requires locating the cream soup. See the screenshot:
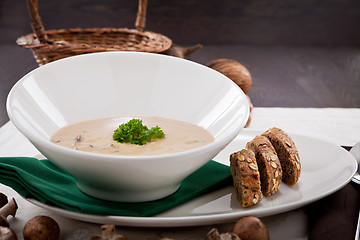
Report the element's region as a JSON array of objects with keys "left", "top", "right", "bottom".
[{"left": 51, "top": 117, "right": 214, "bottom": 156}]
